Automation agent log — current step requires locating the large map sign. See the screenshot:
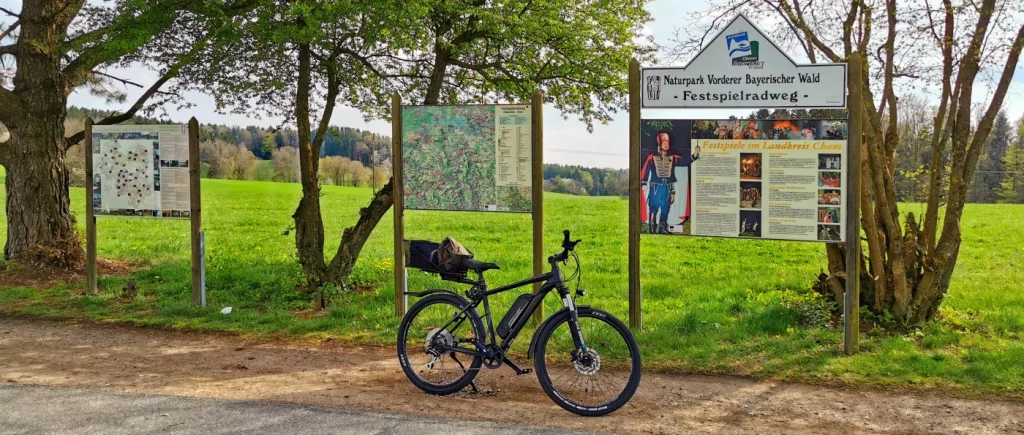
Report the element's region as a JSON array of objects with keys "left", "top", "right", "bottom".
[
  {"left": 92, "top": 125, "right": 192, "bottom": 219},
  {"left": 401, "top": 105, "right": 532, "bottom": 212},
  {"left": 638, "top": 119, "right": 847, "bottom": 243}
]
